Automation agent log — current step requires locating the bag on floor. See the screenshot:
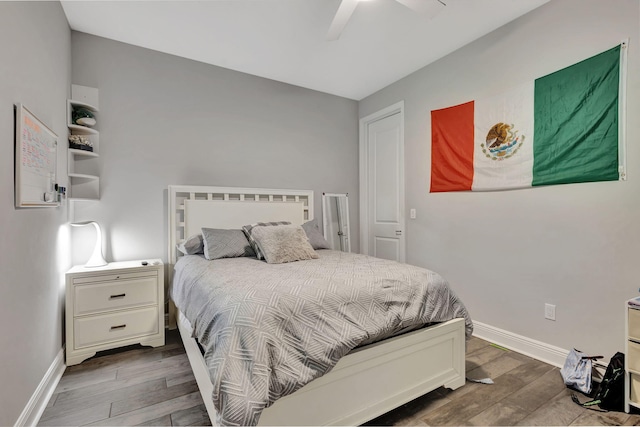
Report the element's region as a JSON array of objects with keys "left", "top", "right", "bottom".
[
  {"left": 571, "top": 352, "right": 625, "bottom": 412},
  {"left": 561, "top": 348, "right": 602, "bottom": 395}
]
